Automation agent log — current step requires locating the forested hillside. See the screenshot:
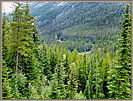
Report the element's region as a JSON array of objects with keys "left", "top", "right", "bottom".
[
  {"left": 29, "top": 2, "right": 127, "bottom": 52},
  {"left": 2, "top": 2, "right": 131, "bottom": 99}
]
